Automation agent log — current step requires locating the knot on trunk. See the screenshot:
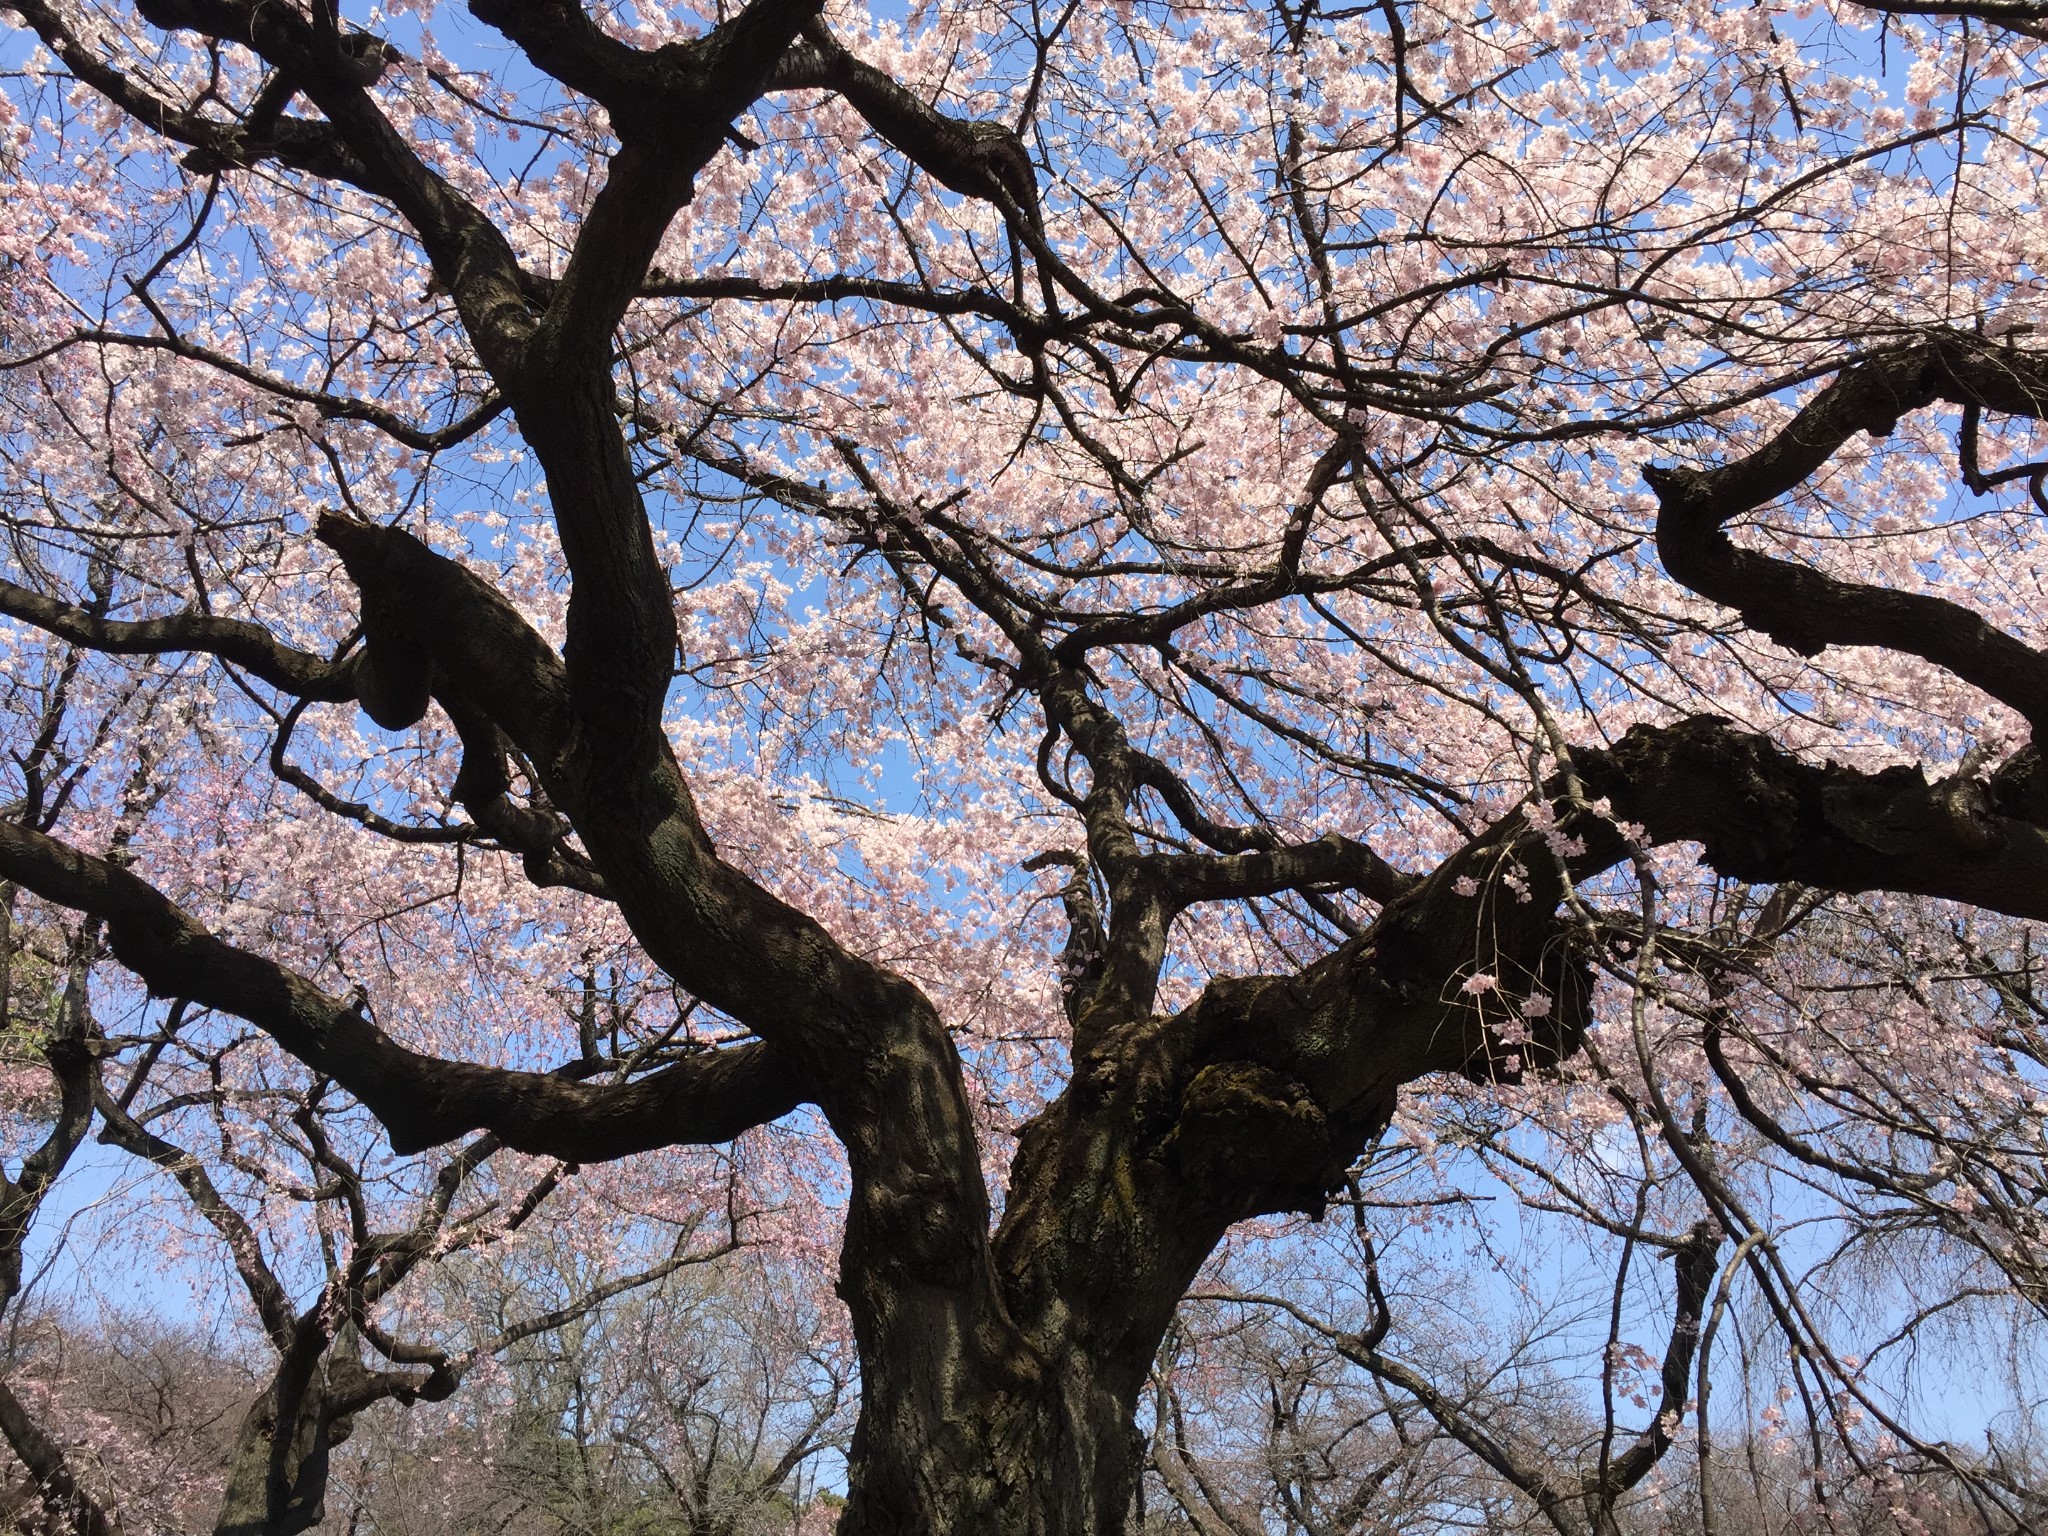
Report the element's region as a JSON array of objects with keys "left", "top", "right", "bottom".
[
  {"left": 856, "top": 1171, "right": 981, "bottom": 1288},
  {"left": 317, "top": 515, "right": 436, "bottom": 731},
  {"left": 1822, "top": 761, "right": 2005, "bottom": 858},
  {"left": 1991, "top": 743, "right": 2048, "bottom": 827},
  {"left": 1158, "top": 1062, "right": 1339, "bottom": 1217},
  {"left": 348, "top": 642, "right": 432, "bottom": 731}
]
